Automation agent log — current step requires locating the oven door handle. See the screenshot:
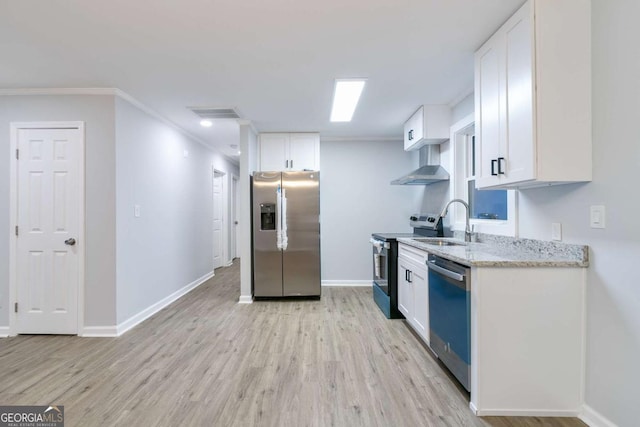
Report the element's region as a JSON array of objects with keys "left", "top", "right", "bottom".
[
  {"left": 426, "top": 260, "right": 465, "bottom": 282},
  {"left": 369, "top": 238, "right": 390, "bottom": 250}
]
